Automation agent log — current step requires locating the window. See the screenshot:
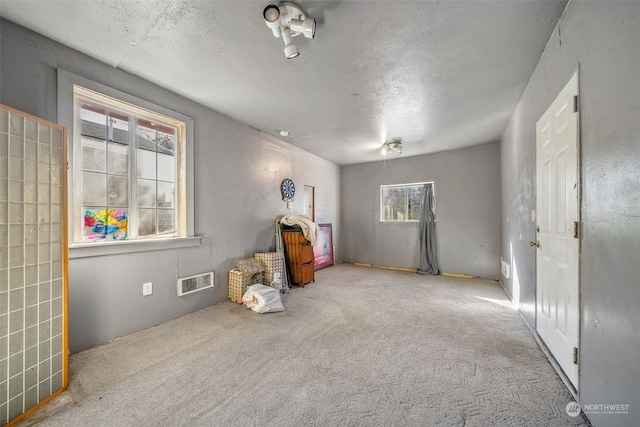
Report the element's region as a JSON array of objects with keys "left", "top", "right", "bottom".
[
  {"left": 72, "top": 86, "right": 186, "bottom": 243},
  {"left": 380, "top": 182, "right": 431, "bottom": 222}
]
